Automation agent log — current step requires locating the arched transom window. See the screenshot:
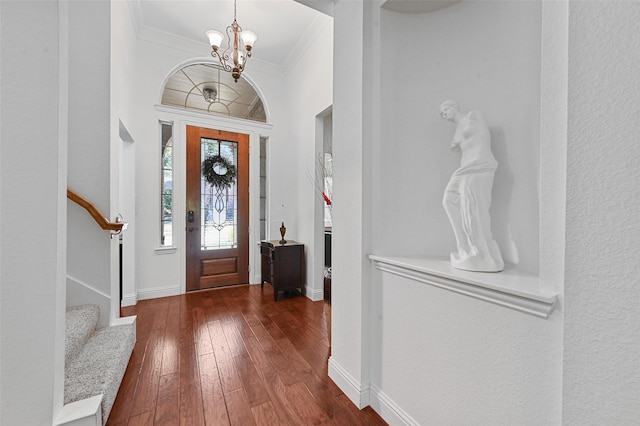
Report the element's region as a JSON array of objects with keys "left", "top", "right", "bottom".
[{"left": 161, "top": 63, "right": 266, "bottom": 123}]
